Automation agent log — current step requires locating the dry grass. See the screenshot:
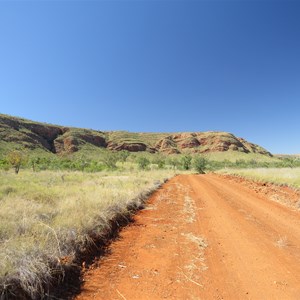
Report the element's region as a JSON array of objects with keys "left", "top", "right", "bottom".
[
  {"left": 275, "top": 236, "right": 288, "bottom": 248},
  {"left": 183, "top": 196, "right": 196, "bottom": 224},
  {"left": 219, "top": 167, "right": 300, "bottom": 189},
  {"left": 182, "top": 233, "right": 208, "bottom": 249},
  {"left": 0, "top": 169, "right": 176, "bottom": 299}
]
